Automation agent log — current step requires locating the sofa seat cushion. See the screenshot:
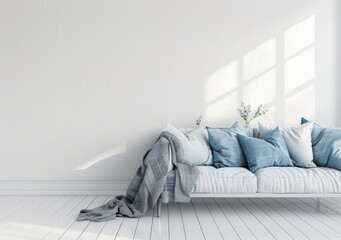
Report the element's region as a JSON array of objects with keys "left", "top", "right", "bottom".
[
  {"left": 256, "top": 167, "right": 341, "bottom": 193},
  {"left": 193, "top": 166, "right": 257, "bottom": 193}
]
